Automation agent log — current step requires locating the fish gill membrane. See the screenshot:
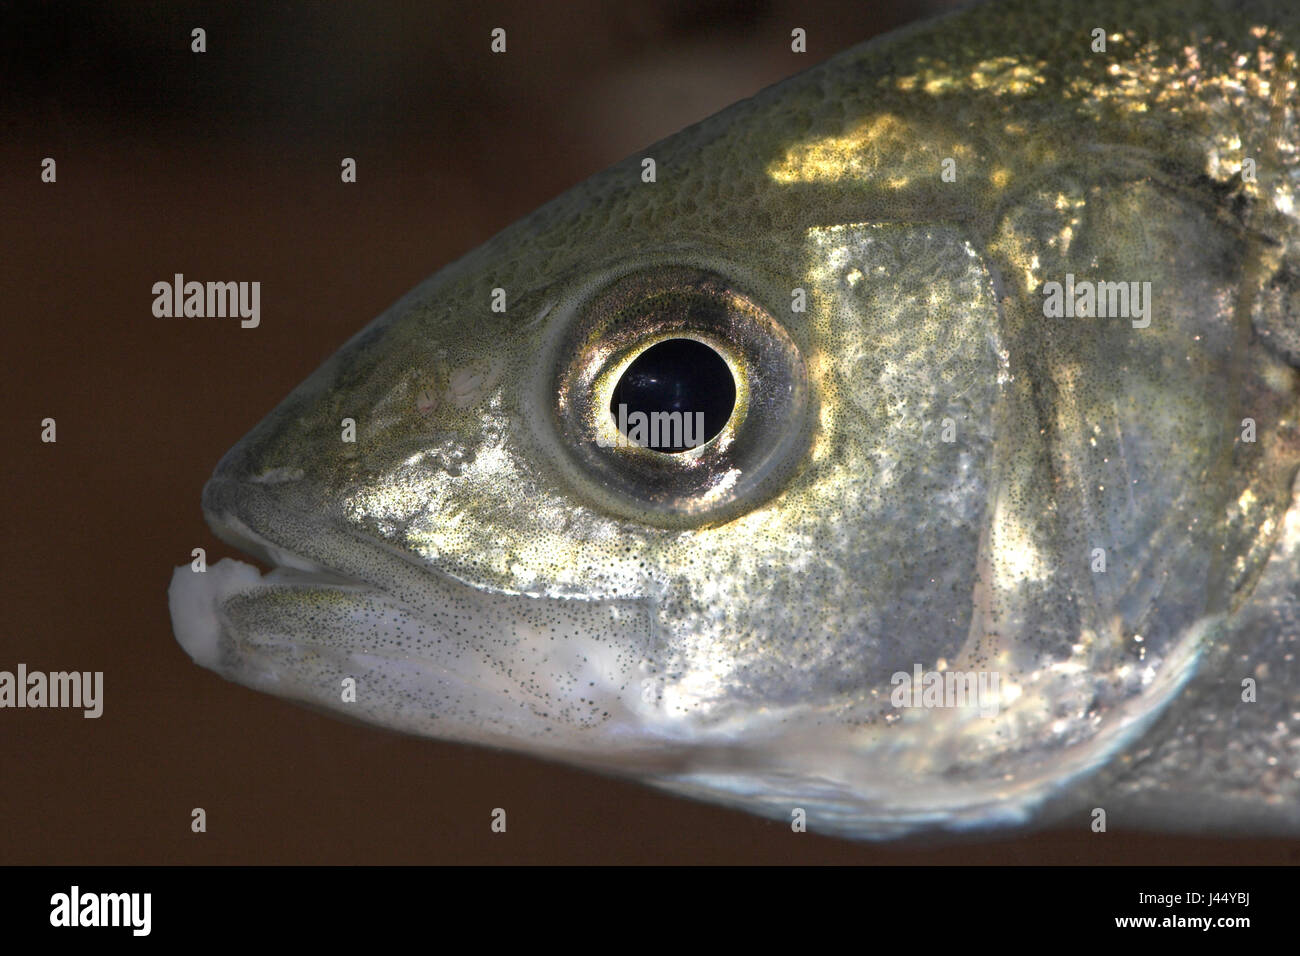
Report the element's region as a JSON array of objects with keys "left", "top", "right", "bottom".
[{"left": 169, "top": 0, "right": 1300, "bottom": 840}]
